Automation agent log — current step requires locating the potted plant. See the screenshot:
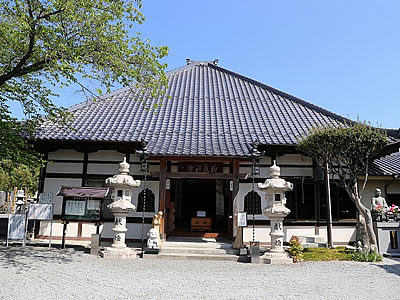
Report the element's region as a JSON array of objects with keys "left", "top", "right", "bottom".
[
  {"left": 389, "top": 204, "right": 399, "bottom": 222},
  {"left": 372, "top": 204, "right": 384, "bottom": 222}
]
